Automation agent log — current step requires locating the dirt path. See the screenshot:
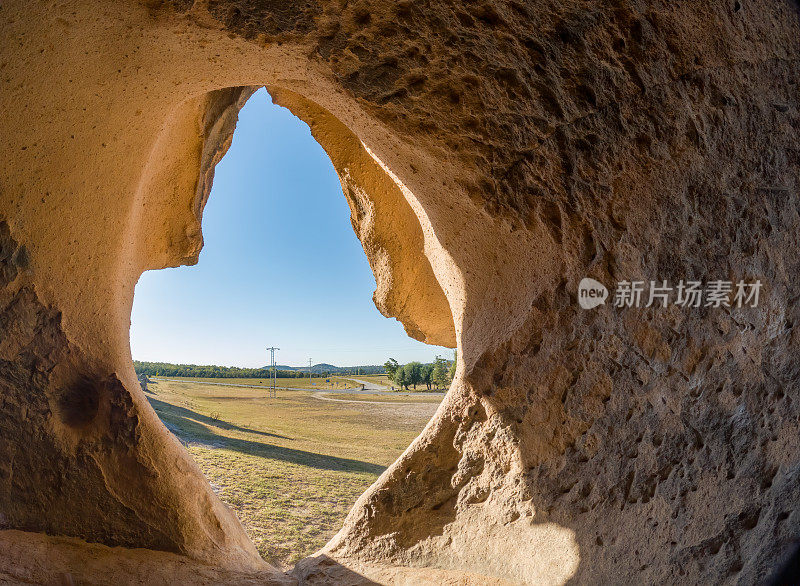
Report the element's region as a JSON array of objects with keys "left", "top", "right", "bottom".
[{"left": 311, "top": 391, "right": 442, "bottom": 405}]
